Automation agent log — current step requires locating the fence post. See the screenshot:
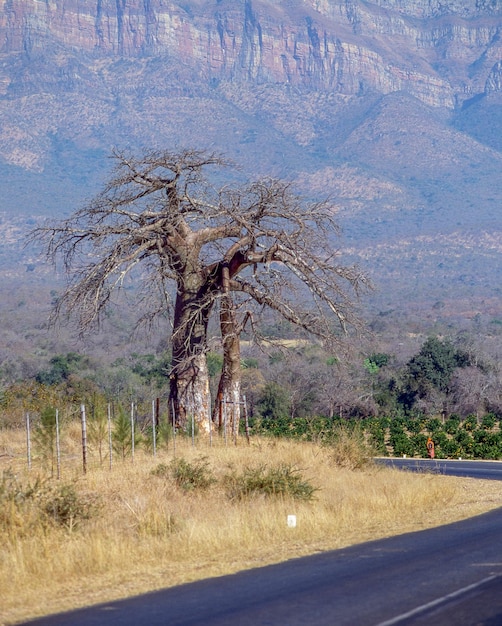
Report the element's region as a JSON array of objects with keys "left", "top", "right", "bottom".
[
  {"left": 243, "top": 395, "right": 250, "bottom": 445},
  {"left": 80, "top": 404, "right": 87, "bottom": 475},
  {"left": 171, "top": 399, "right": 176, "bottom": 458},
  {"left": 152, "top": 399, "right": 157, "bottom": 457},
  {"left": 55, "top": 409, "right": 61, "bottom": 480},
  {"left": 107, "top": 403, "right": 113, "bottom": 470},
  {"left": 26, "top": 412, "right": 32, "bottom": 471},
  {"left": 130, "top": 402, "right": 135, "bottom": 463}
]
